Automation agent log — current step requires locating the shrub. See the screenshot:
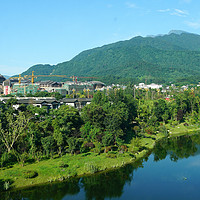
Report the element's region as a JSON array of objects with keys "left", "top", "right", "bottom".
[
  {"left": 58, "top": 161, "right": 69, "bottom": 168},
  {"left": 23, "top": 170, "right": 38, "bottom": 179},
  {"left": 119, "top": 145, "right": 128, "bottom": 153},
  {"left": 4, "top": 181, "right": 10, "bottom": 191},
  {"left": 106, "top": 152, "right": 117, "bottom": 158},
  {"left": 159, "top": 125, "right": 169, "bottom": 136},
  {"left": 104, "top": 146, "right": 112, "bottom": 153},
  {"left": 84, "top": 162, "right": 99, "bottom": 173}
]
